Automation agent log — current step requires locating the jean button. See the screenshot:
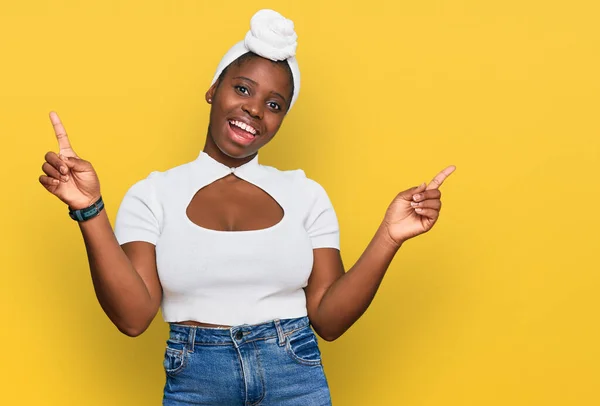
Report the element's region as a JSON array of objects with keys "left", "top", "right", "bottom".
[{"left": 235, "top": 330, "right": 243, "bottom": 340}]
